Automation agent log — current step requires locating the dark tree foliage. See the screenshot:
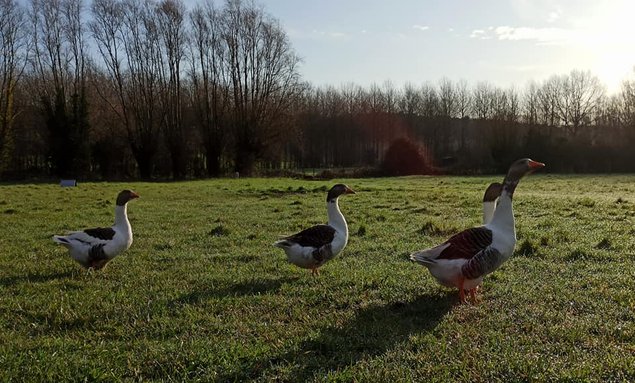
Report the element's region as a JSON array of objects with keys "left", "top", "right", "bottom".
[{"left": 43, "top": 89, "right": 90, "bottom": 178}]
